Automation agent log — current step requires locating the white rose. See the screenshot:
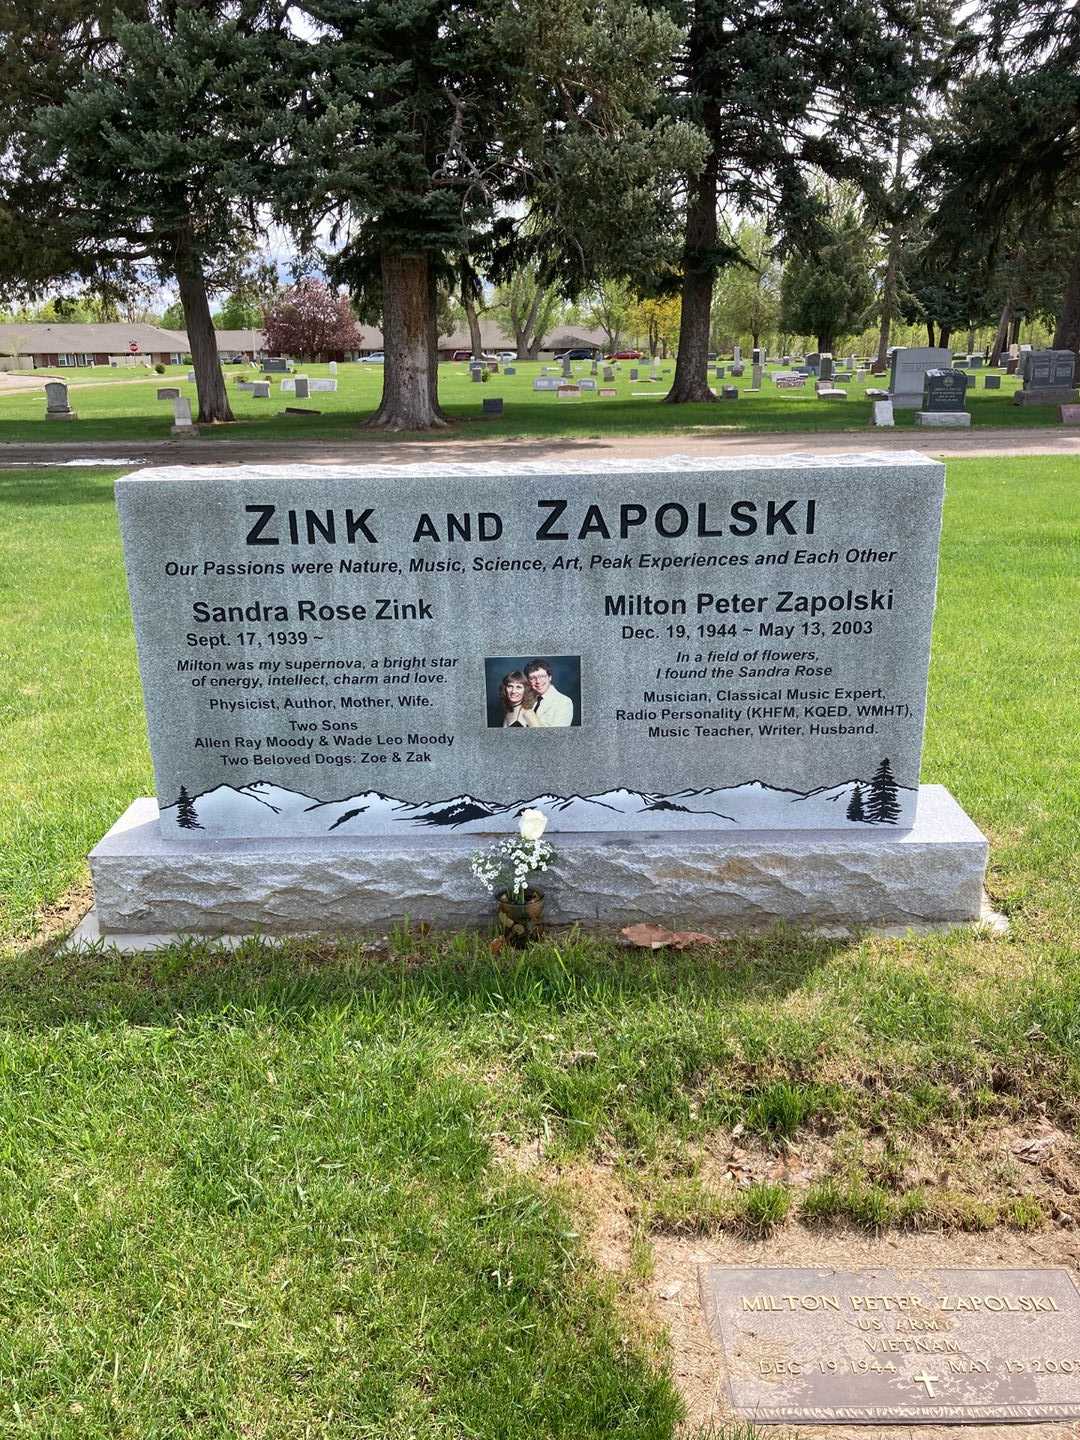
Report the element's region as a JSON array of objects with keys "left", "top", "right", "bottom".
[{"left": 519, "top": 808, "right": 548, "bottom": 841}]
